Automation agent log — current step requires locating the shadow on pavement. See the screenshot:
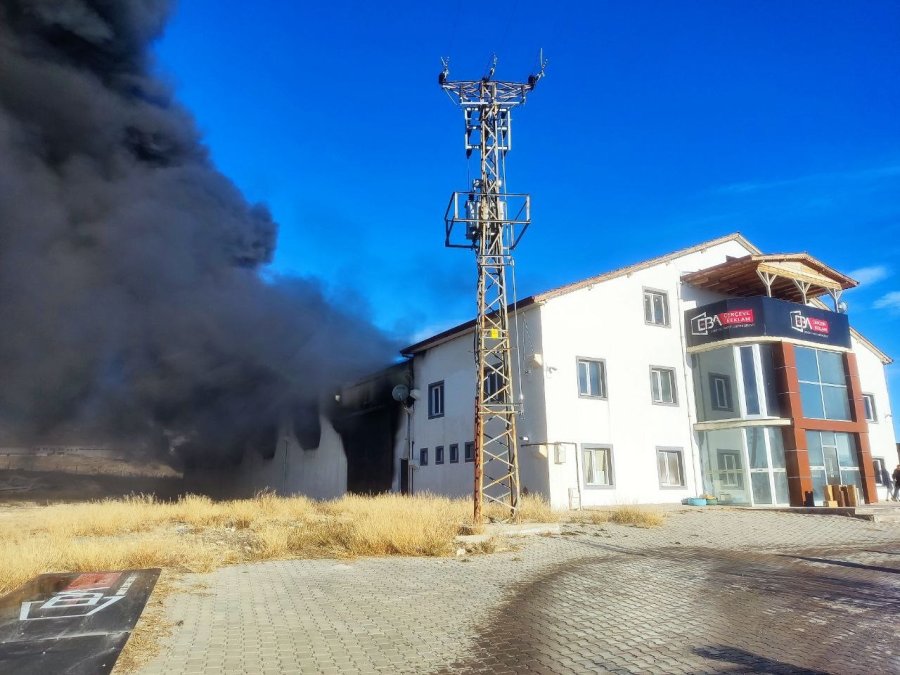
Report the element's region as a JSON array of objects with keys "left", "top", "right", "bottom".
[{"left": 693, "top": 645, "right": 830, "bottom": 674}]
